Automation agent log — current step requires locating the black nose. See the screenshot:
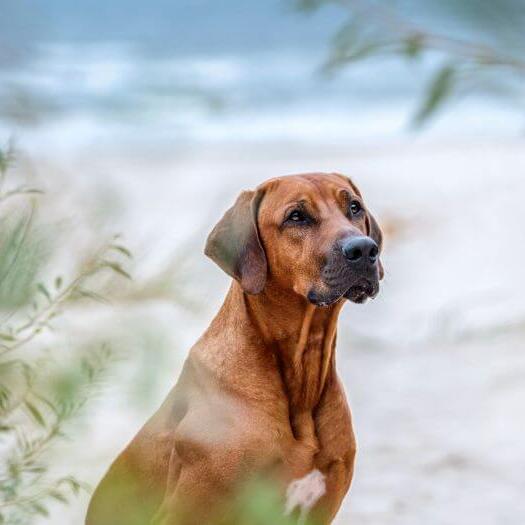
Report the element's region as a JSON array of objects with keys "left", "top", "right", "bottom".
[{"left": 342, "top": 236, "right": 379, "bottom": 264}]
